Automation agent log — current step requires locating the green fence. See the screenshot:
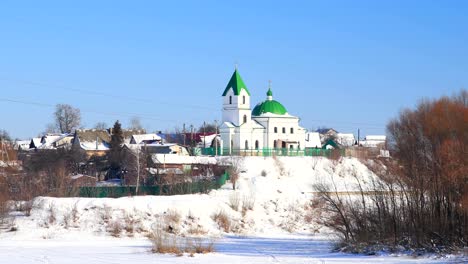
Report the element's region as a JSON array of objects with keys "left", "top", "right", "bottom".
[
  {"left": 76, "top": 172, "right": 229, "bottom": 198},
  {"left": 198, "top": 147, "right": 344, "bottom": 157}
]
